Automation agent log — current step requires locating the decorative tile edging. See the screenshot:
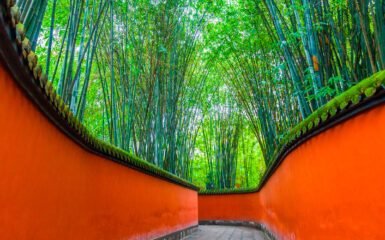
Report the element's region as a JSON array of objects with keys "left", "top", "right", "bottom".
[
  {"left": 0, "top": 0, "right": 199, "bottom": 191},
  {"left": 200, "top": 69, "right": 385, "bottom": 195},
  {"left": 2, "top": 0, "right": 385, "bottom": 195}
]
